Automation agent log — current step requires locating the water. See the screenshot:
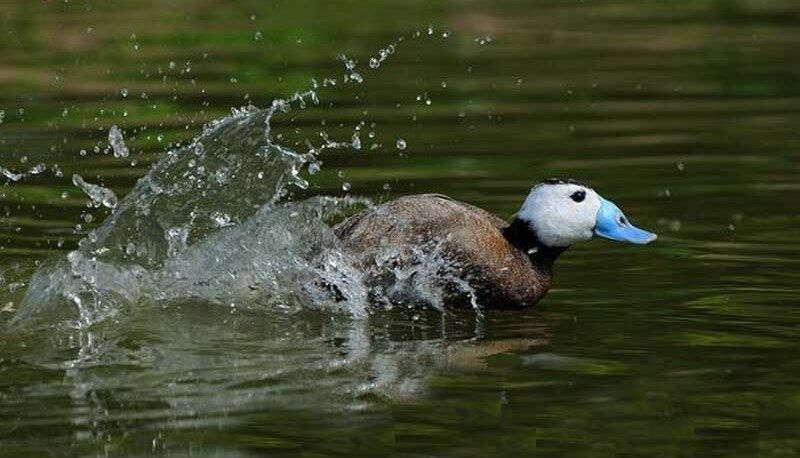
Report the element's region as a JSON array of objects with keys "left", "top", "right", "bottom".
[{"left": 2, "top": 0, "right": 800, "bottom": 456}]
